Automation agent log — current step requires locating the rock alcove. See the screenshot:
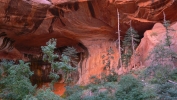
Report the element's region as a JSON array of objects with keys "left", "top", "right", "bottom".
[{"left": 0, "top": 0, "right": 177, "bottom": 85}]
